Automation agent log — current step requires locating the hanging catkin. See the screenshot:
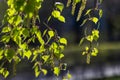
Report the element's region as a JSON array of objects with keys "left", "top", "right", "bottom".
[
  {"left": 76, "top": 0, "right": 87, "bottom": 21},
  {"left": 86, "top": 53, "right": 91, "bottom": 64},
  {"left": 66, "top": 0, "right": 71, "bottom": 7},
  {"left": 71, "top": 1, "right": 76, "bottom": 15}
]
